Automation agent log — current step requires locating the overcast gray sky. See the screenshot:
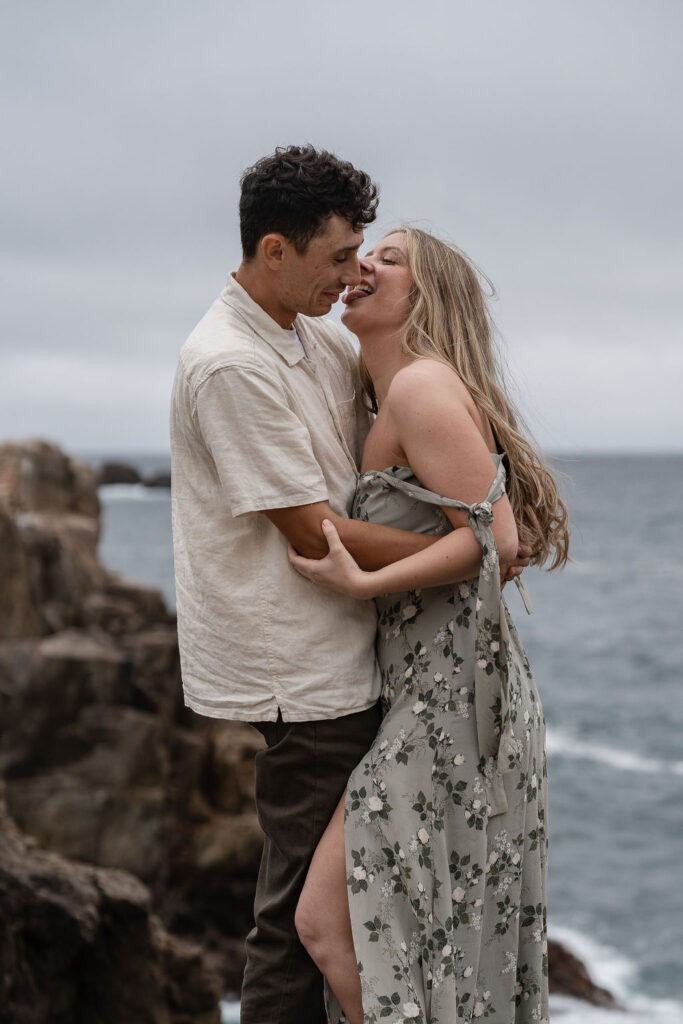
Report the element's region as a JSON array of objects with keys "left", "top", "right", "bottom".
[{"left": 2, "top": 0, "right": 681, "bottom": 454}]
